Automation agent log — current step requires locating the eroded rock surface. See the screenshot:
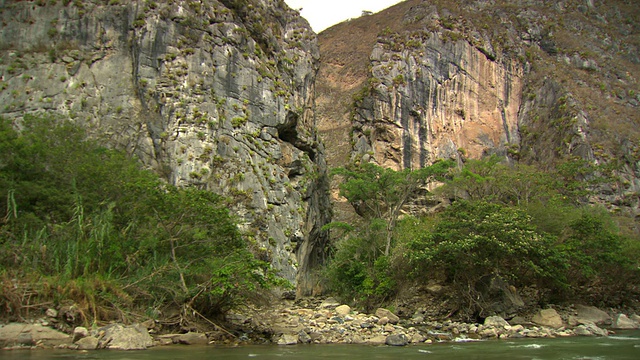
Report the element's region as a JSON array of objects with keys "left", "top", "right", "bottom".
[{"left": 0, "top": 0, "right": 331, "bottom": 292}]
